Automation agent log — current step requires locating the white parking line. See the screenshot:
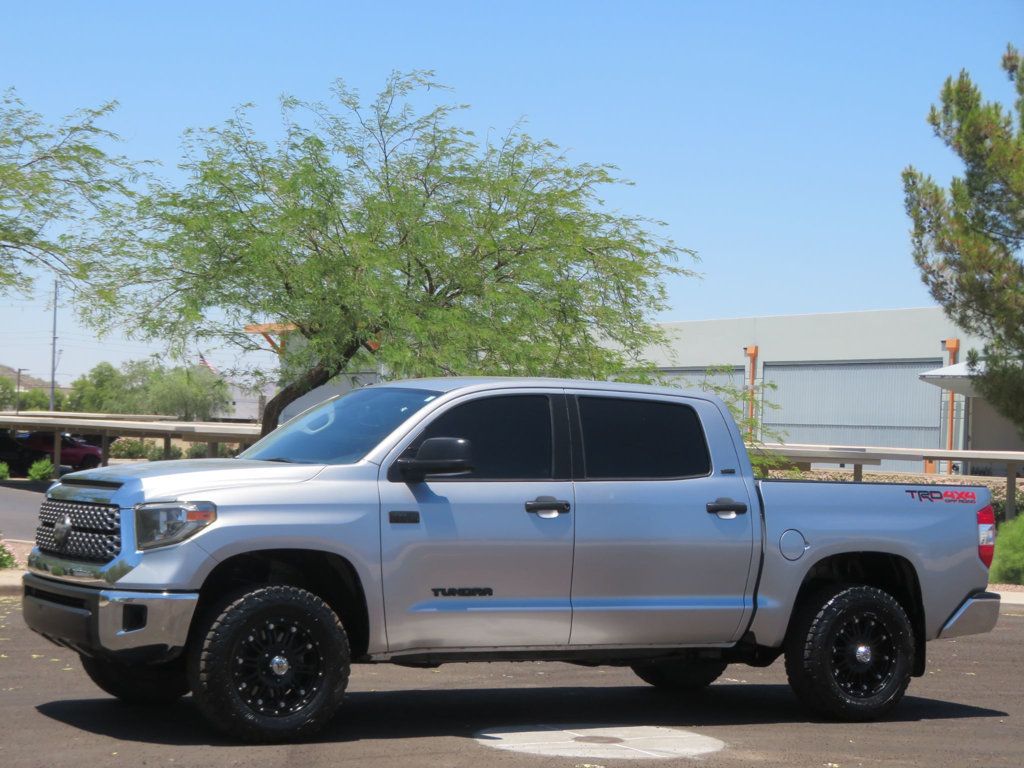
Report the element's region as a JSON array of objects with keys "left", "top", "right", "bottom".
[{"left": 473, "top": 724, "right": 726, "bottom": 760}]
